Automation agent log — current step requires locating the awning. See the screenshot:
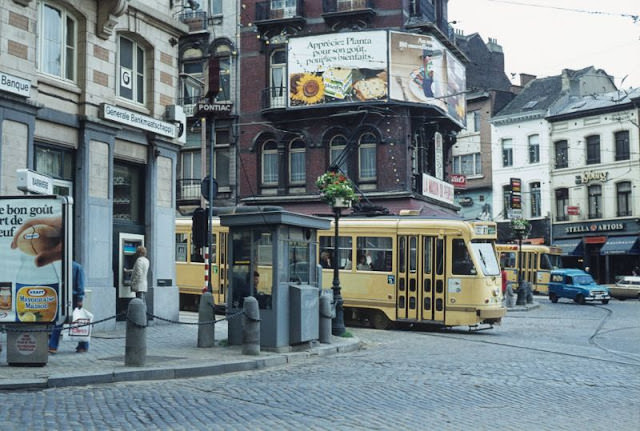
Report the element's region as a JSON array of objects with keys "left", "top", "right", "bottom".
[
  {"left": 600, "top": 235, "right": 640, "bottom": 255},
  {"left": 553, "top": 239, "right": 584, "bottom": 256}
]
